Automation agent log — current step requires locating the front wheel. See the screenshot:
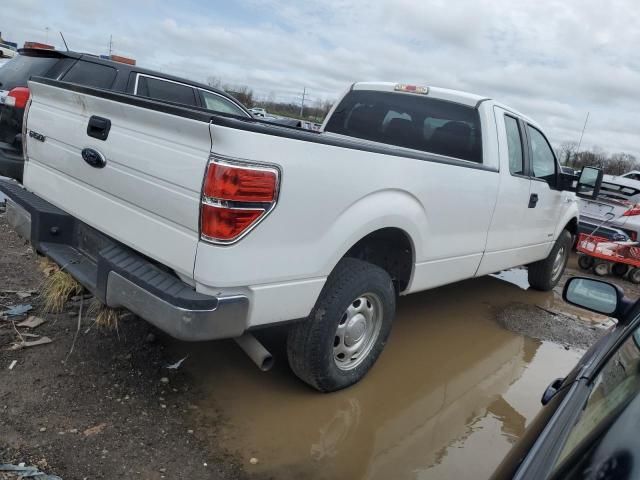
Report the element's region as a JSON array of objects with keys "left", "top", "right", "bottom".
[
  {"left": 287, "top": 258, "right": 396, "bottom": 392},
  {"left": 528, "top": 230, "right": 572, "bottom": 291}
]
